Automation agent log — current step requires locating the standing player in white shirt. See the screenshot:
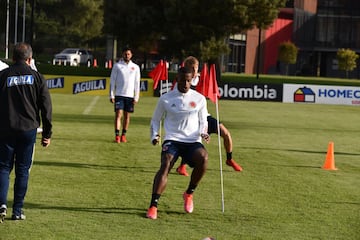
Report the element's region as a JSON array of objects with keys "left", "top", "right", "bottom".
[
  {"left": 146, "top": 67, "right": 210, "bottom": 220},
  {"left": 109, "top": 47, "right": 141, "bottom": 143}
]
